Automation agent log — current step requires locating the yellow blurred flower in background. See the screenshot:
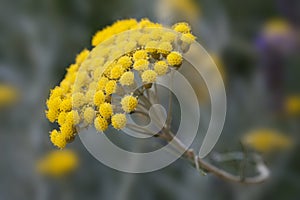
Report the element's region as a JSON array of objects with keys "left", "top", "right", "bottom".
[
  {"left": 0, "top": 84, "right": 19, "bottom": 108},
  {"left": 262, "top": 18, "right": 293, "bottom": 39},
  {"left": 242, "top": 129, "right": 293, "bottom": 153},
  {"left": 284, "top": 95, "right": 300, "bottom": 116},
  {"left": 160, "top": 0, "right": 201, "bottom": 22},
  {"left": 37, "top": 150, "right": 79, "bottom": 177}
]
